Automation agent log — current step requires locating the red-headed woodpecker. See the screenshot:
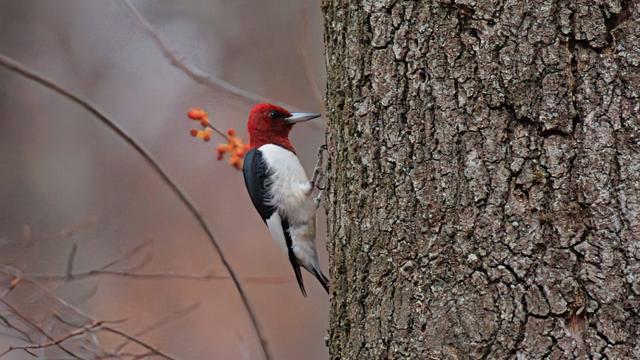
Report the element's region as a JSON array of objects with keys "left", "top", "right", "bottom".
[{"left": 242, "top": 103, "right": 329, "bottom": 296}]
